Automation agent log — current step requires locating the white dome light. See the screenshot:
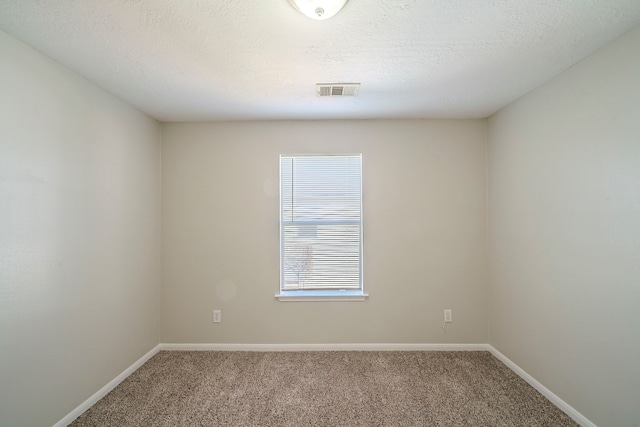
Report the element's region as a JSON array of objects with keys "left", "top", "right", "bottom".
[{"left": 288, "top": 0, "right": 349, "bottom": 21}]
